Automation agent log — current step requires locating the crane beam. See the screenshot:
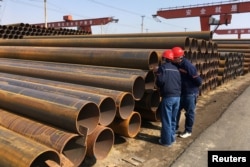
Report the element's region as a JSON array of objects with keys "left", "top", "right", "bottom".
[
  {"left": 215, "top": 28, "right": 250, "bottom": 39},
  {"left": 155, "top": 1, "right": 250, "bottom": 31},
  {"left": 156, "top": 1, "right": 250, "bottom": 18},
  {"left": 32, "top": 17, "right": 116, "bottom": 28}
]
